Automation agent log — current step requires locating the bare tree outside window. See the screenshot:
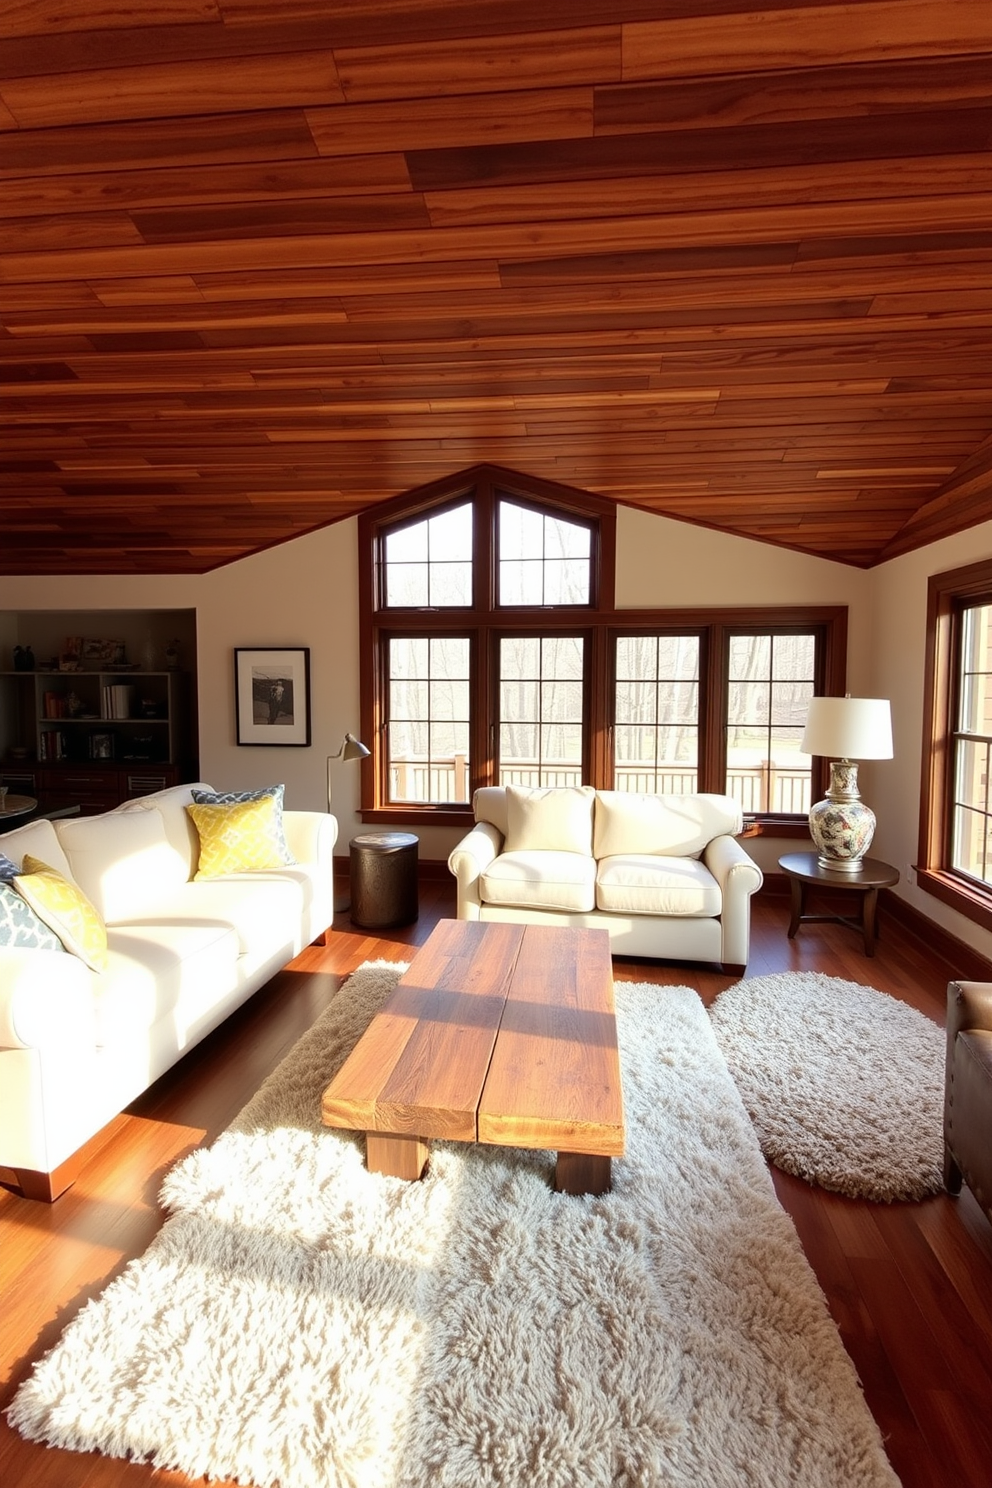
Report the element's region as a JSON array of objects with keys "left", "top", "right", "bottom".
[
  {"left": 499, "top": 635, "right": 585, "bottom": 786},
  {"left": 388, "top": 635, "right": 470, "bottom": 802},
  {"left": 498, "top": 500, "right": 591, "bottom": 606},
  {"left": 726, "top": 632, "right": 815, "bottom": 814},
  {"left": 951, "top": 601, "right": 992, "bottom": 885},
  {"left": 614, "top": 635, "right": 700, "bottom": 792},
  {"left": 384, "top": 503, "right": 473, "bottom": 608}
]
